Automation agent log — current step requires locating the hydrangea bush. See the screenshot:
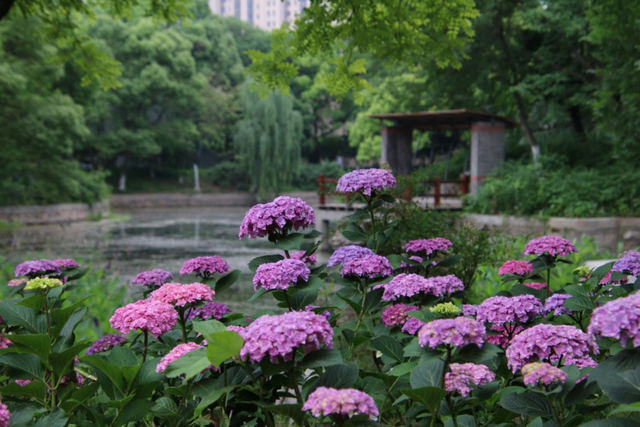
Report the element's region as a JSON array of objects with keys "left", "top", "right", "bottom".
[{"left": 0, "top": 168, "right": 639, "bottom": 427}]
